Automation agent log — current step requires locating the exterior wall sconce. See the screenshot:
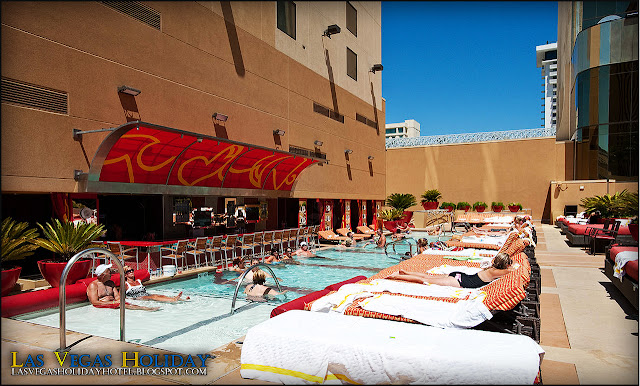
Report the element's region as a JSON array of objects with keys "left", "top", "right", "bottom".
[
  {"left": 344, "top": 149, "right": 353, "bottom": 154},
  {"left": 117, "top": 85, "right": 141, "bottom": 96},
  {"left": 323, "top": 24, "right": 341, "bottom": 38},
  {"left": 368, "top": 155, "right": 374, "bottom": 160},
  {"left": 273, "top": 129, "right": 286, "bottom": 136},
  {"left": 314, "top": 140, "right": 323, "bottom": 146},
  {"left": 73, "top": 169, "right": 87, "bottom": 181},
  {"left": 370, "top": 64, "right": 384, "bottom": 73},
  {"left": 196, "top": 137, "right": 203, "bottom": 143},
  {"left": 212, "top": 112, "right": 229, "bottom": 122}
]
